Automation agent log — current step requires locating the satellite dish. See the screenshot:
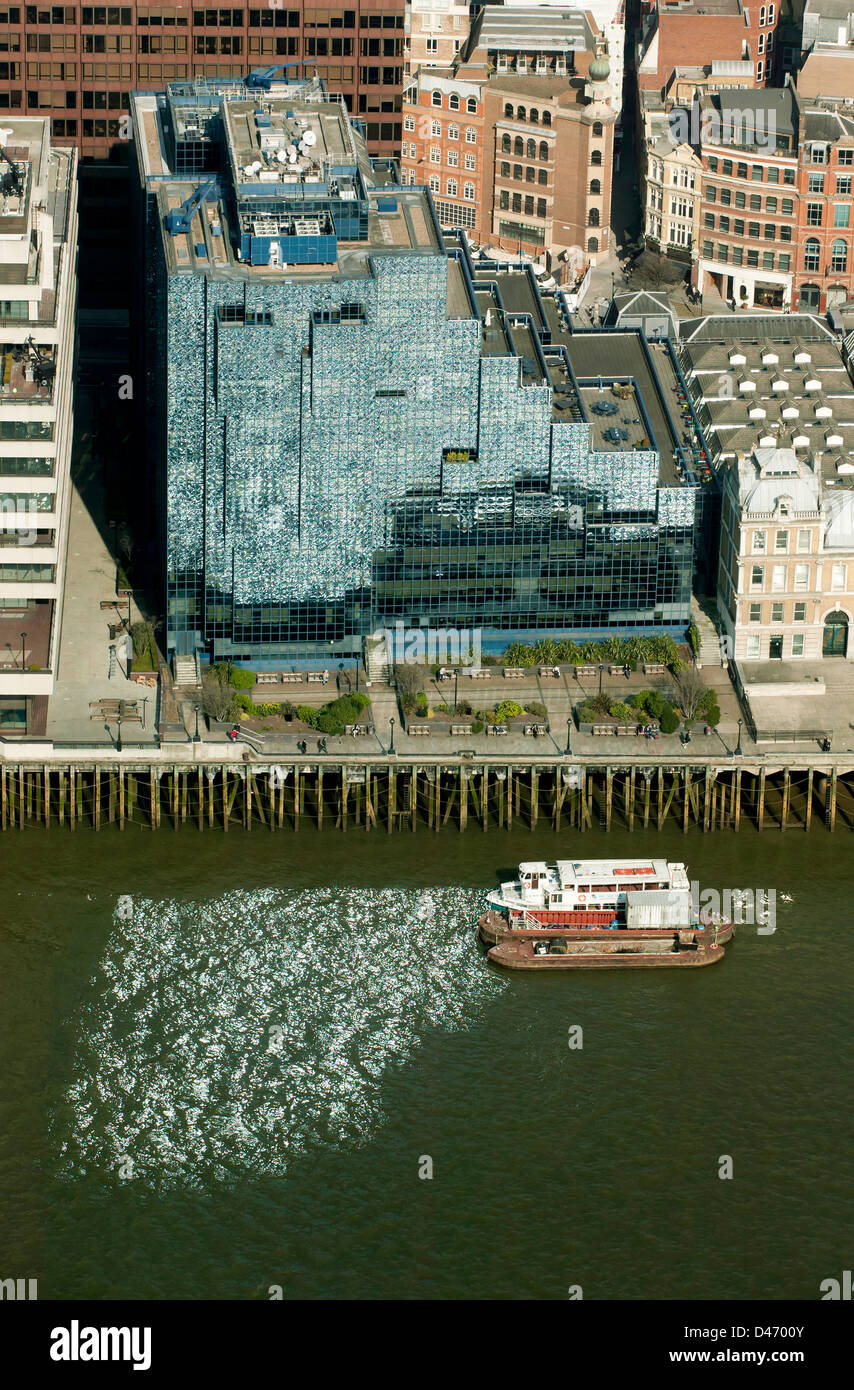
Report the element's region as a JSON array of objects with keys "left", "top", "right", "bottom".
[
  {"left": 302, "top": 129, "right": 317, "bottom": 147},
  {"left": 276, "top": 148, "right": 288, "bottom": 163}
]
